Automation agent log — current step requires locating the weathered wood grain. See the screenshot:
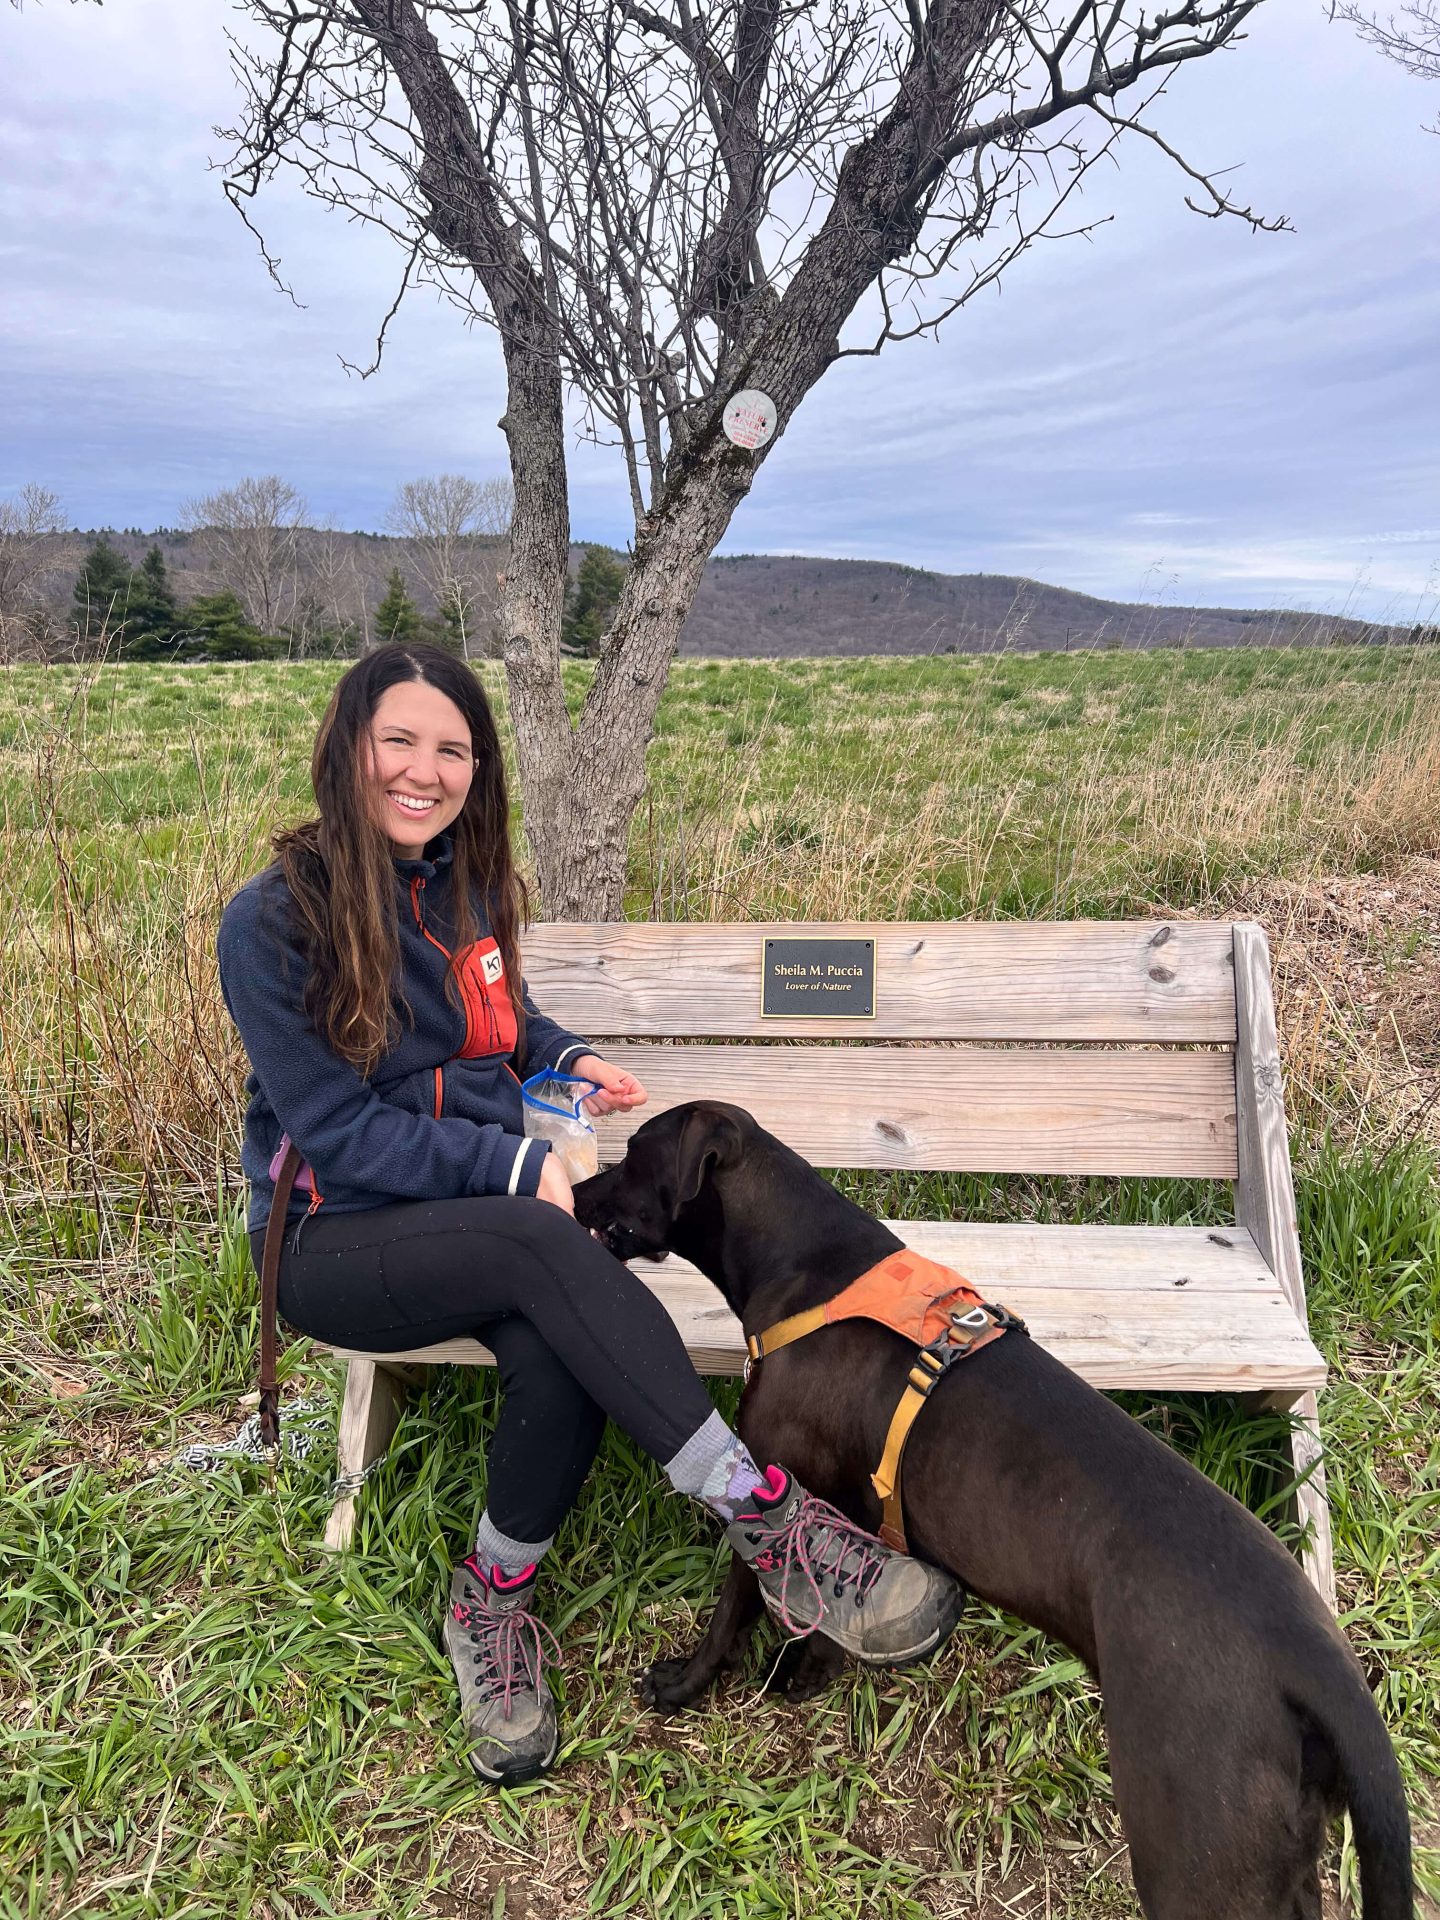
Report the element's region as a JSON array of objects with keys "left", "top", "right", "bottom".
[
  {"left": 1233, "top": 921, "right": 1335, "bottom": 1608},
  {"left": 323, "top": 1221, "right": 1326, "bottom": 1392},
  {"left": 322, "top": 1358, "right": 412, "bottom": 1553},
  {"left": 587, "top": 1044, "right": 1240, "bottom": 1176},
  {"left": 521, "top": 920, "right": 1239, "bottom": 1040}
]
